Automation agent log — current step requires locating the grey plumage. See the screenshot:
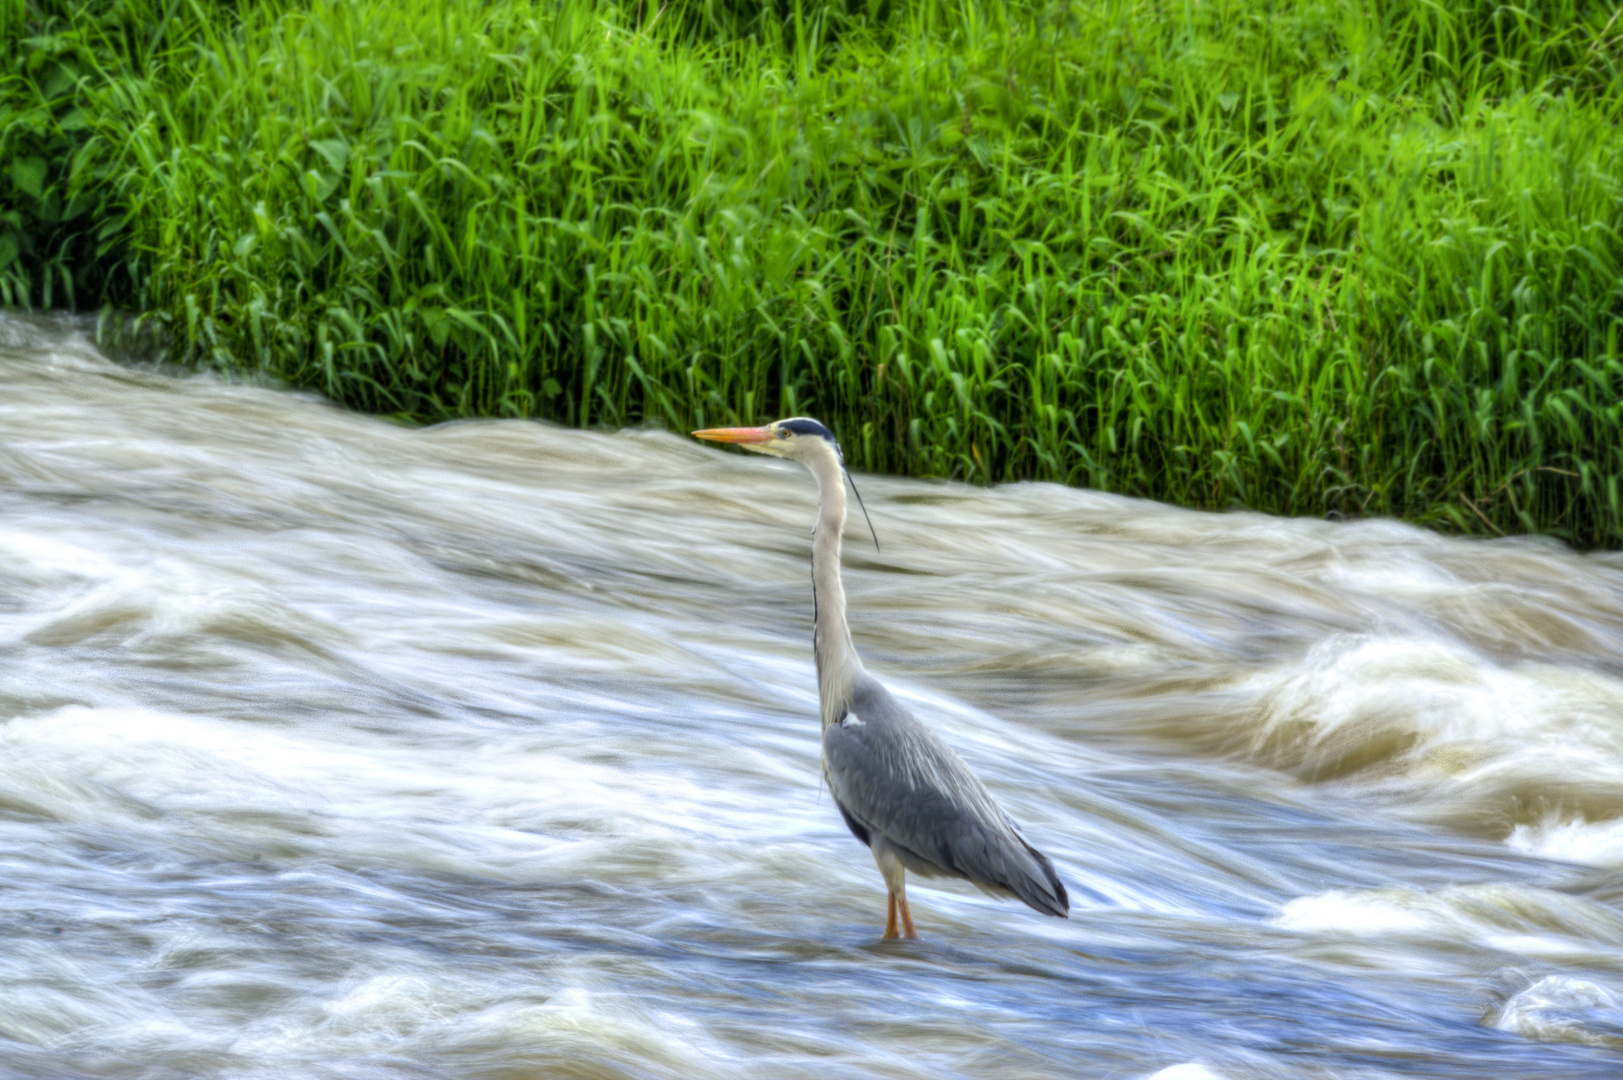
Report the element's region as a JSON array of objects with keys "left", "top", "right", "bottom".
[
  {"left": 692, "top": 416, "right": 1069, "bottom": 936},
  {"left": 824, "top": 673, "right": 1069, "bottom": 917}
]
